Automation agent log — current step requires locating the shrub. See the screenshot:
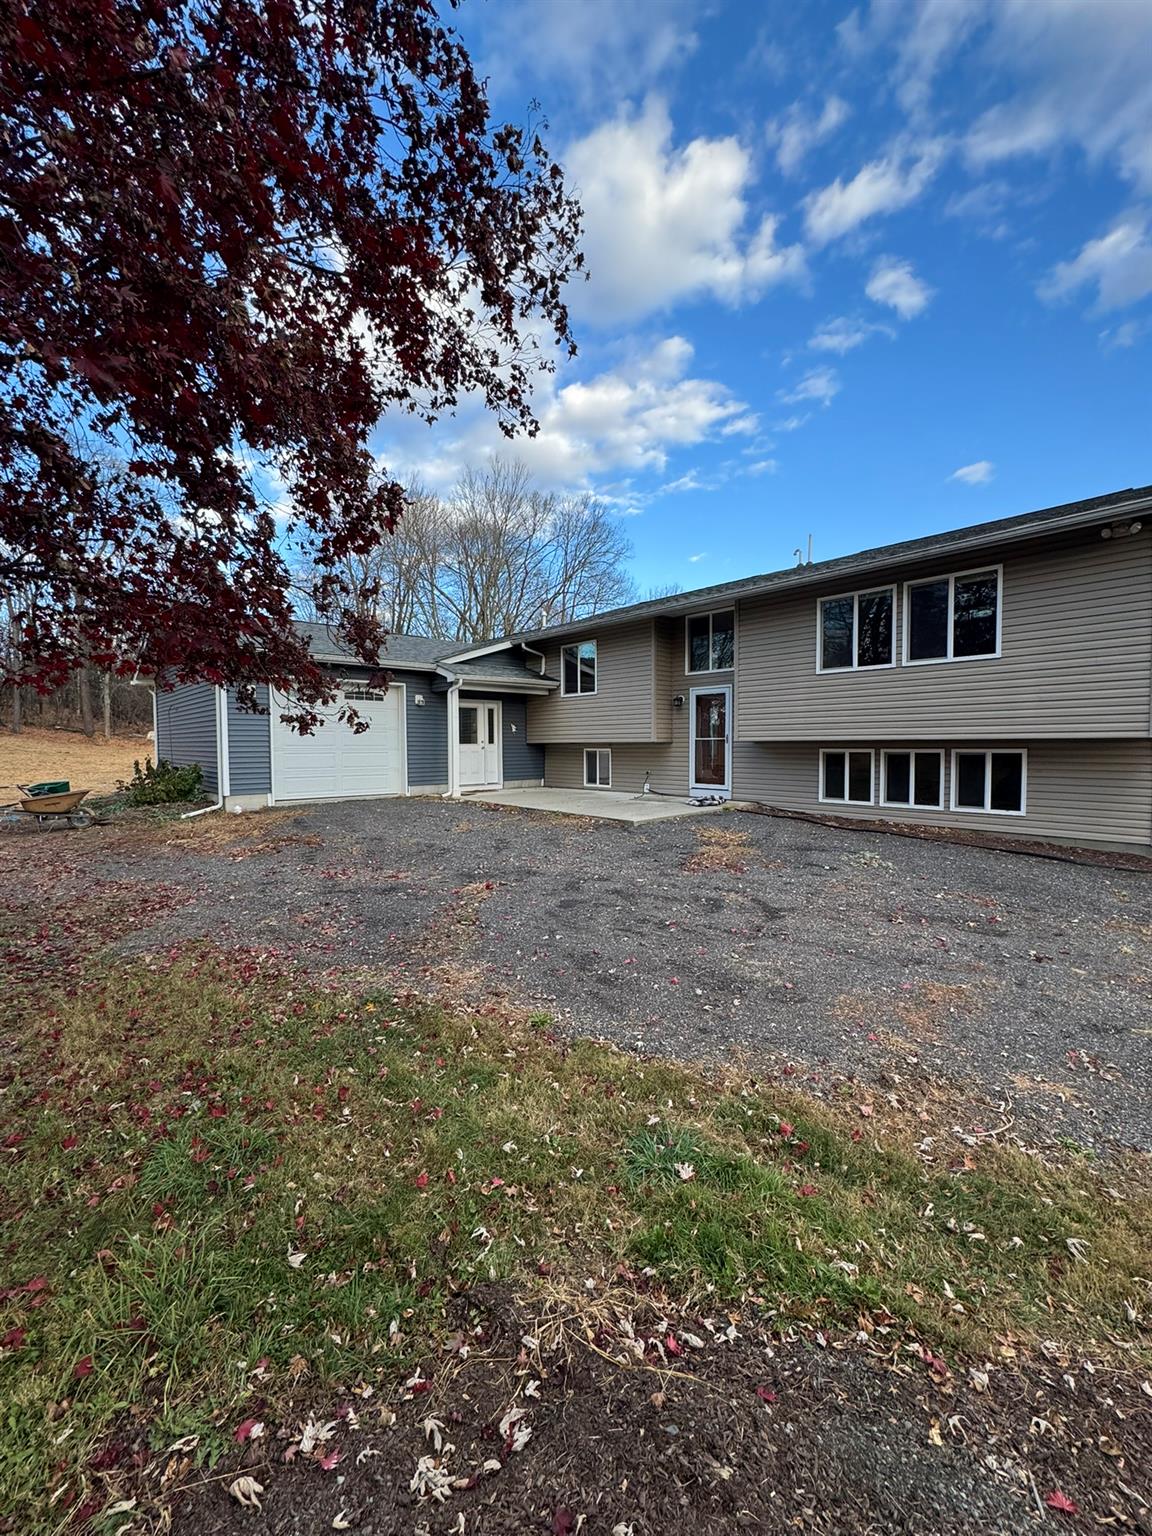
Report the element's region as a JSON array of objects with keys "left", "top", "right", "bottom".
[{"left": 120, "top": 757, "right": 204, "bottom": 806}]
